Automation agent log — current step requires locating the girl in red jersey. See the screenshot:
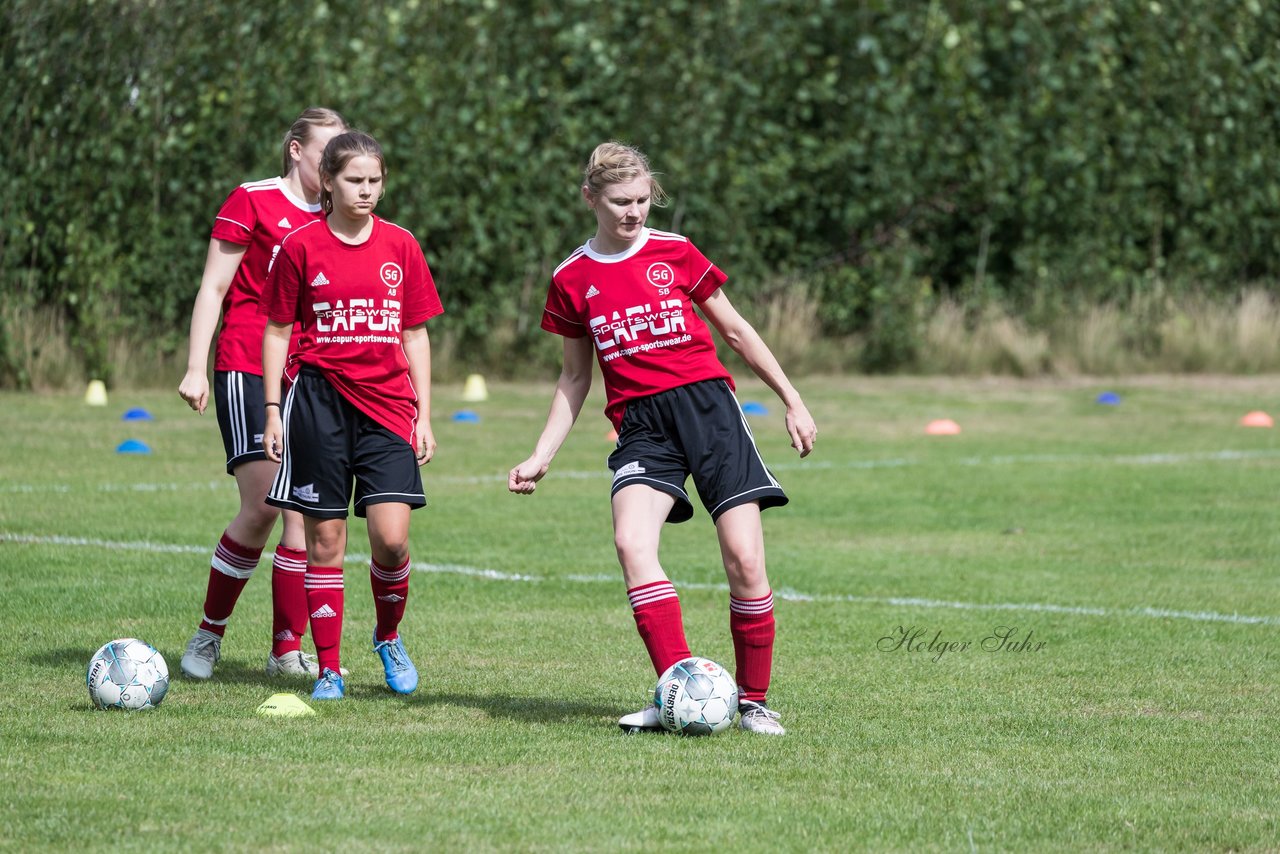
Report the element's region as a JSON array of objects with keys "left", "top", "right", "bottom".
[
  {"left": 509, "top": 141, "right": 818, "bottom": 735},
  {"left": 177, "top": 107, "right": 347, "bottom": 682},
  {"left": 261, "top": 130, "right": 443, "bottom": 701}
]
